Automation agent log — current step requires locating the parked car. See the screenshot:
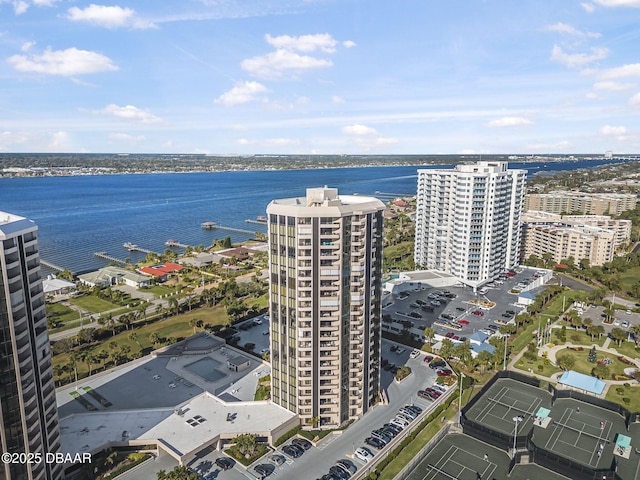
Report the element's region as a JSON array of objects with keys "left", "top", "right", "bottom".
[
  {"left": 441, "top": 313, "right": 454, "bottom": 320},
  {"left": 355, "top": 447, "right": 374, "bottom": 462},
  {"left": 395, "top": 347, "right": 406, "bottom": 355},
  {"left": 423, "top": 355, "right": 434, "bottom": 363},
  {"left": 430, "top": 300, "right": 441, "bottom": 306},
  {"left": 282, "top": 444, "right": 303, "bottom": 458},
  {"left": 458, "top": 319, "right": 469, "bottom": 325},
  {"left": 336, "top": 459, "right": 357, "bottom": 475},
  {"left": 455, "top": 307, "right": 466, "bottom": 312},
  {"left": 254, "top": 464, "right": 272, "bottom": 477},
  {"left": 472, "top": 310, "right": 484, "bottom": 316},
  {"left": 215, "top": 458, "right": 234, "bottom": 470},
  {"left": 292, "top": 438, "right": 312, "bottom": 451},
  {"left": 418, "top": 389, "right": 435, "bottom": 400},
  {"left": 365, "top": 437, "right": 386, "bottom": 450},
  {"left": 371, "top": 429, "right": 391, "bottom": 443},
  {"left": 436, "top": 368, "right": 453, "bottom": 377},
  {"left": 429, "top": 360, "right": 446, "bottom": 369},
  {"left": 410, "top": 349, "right": 420, "bottom": 359},
  {"left": 329, "top": 465, "right": 351, "bottom": 480}
]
